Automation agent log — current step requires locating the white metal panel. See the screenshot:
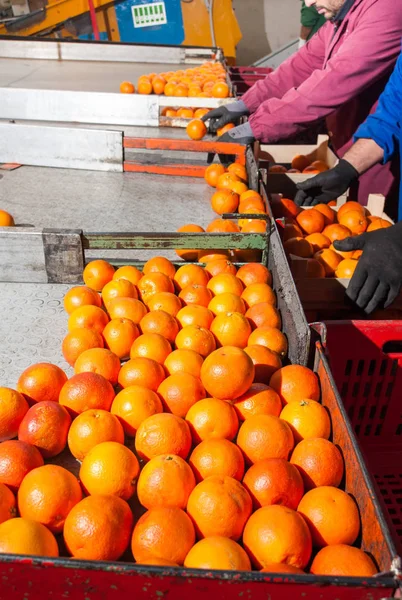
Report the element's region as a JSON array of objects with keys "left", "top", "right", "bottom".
[
  {"left": 0, "top": 123, "right": 123, "bottom": 172},
  {"left": 0, "top": 87, "right": 160, "bottom": 126}
]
